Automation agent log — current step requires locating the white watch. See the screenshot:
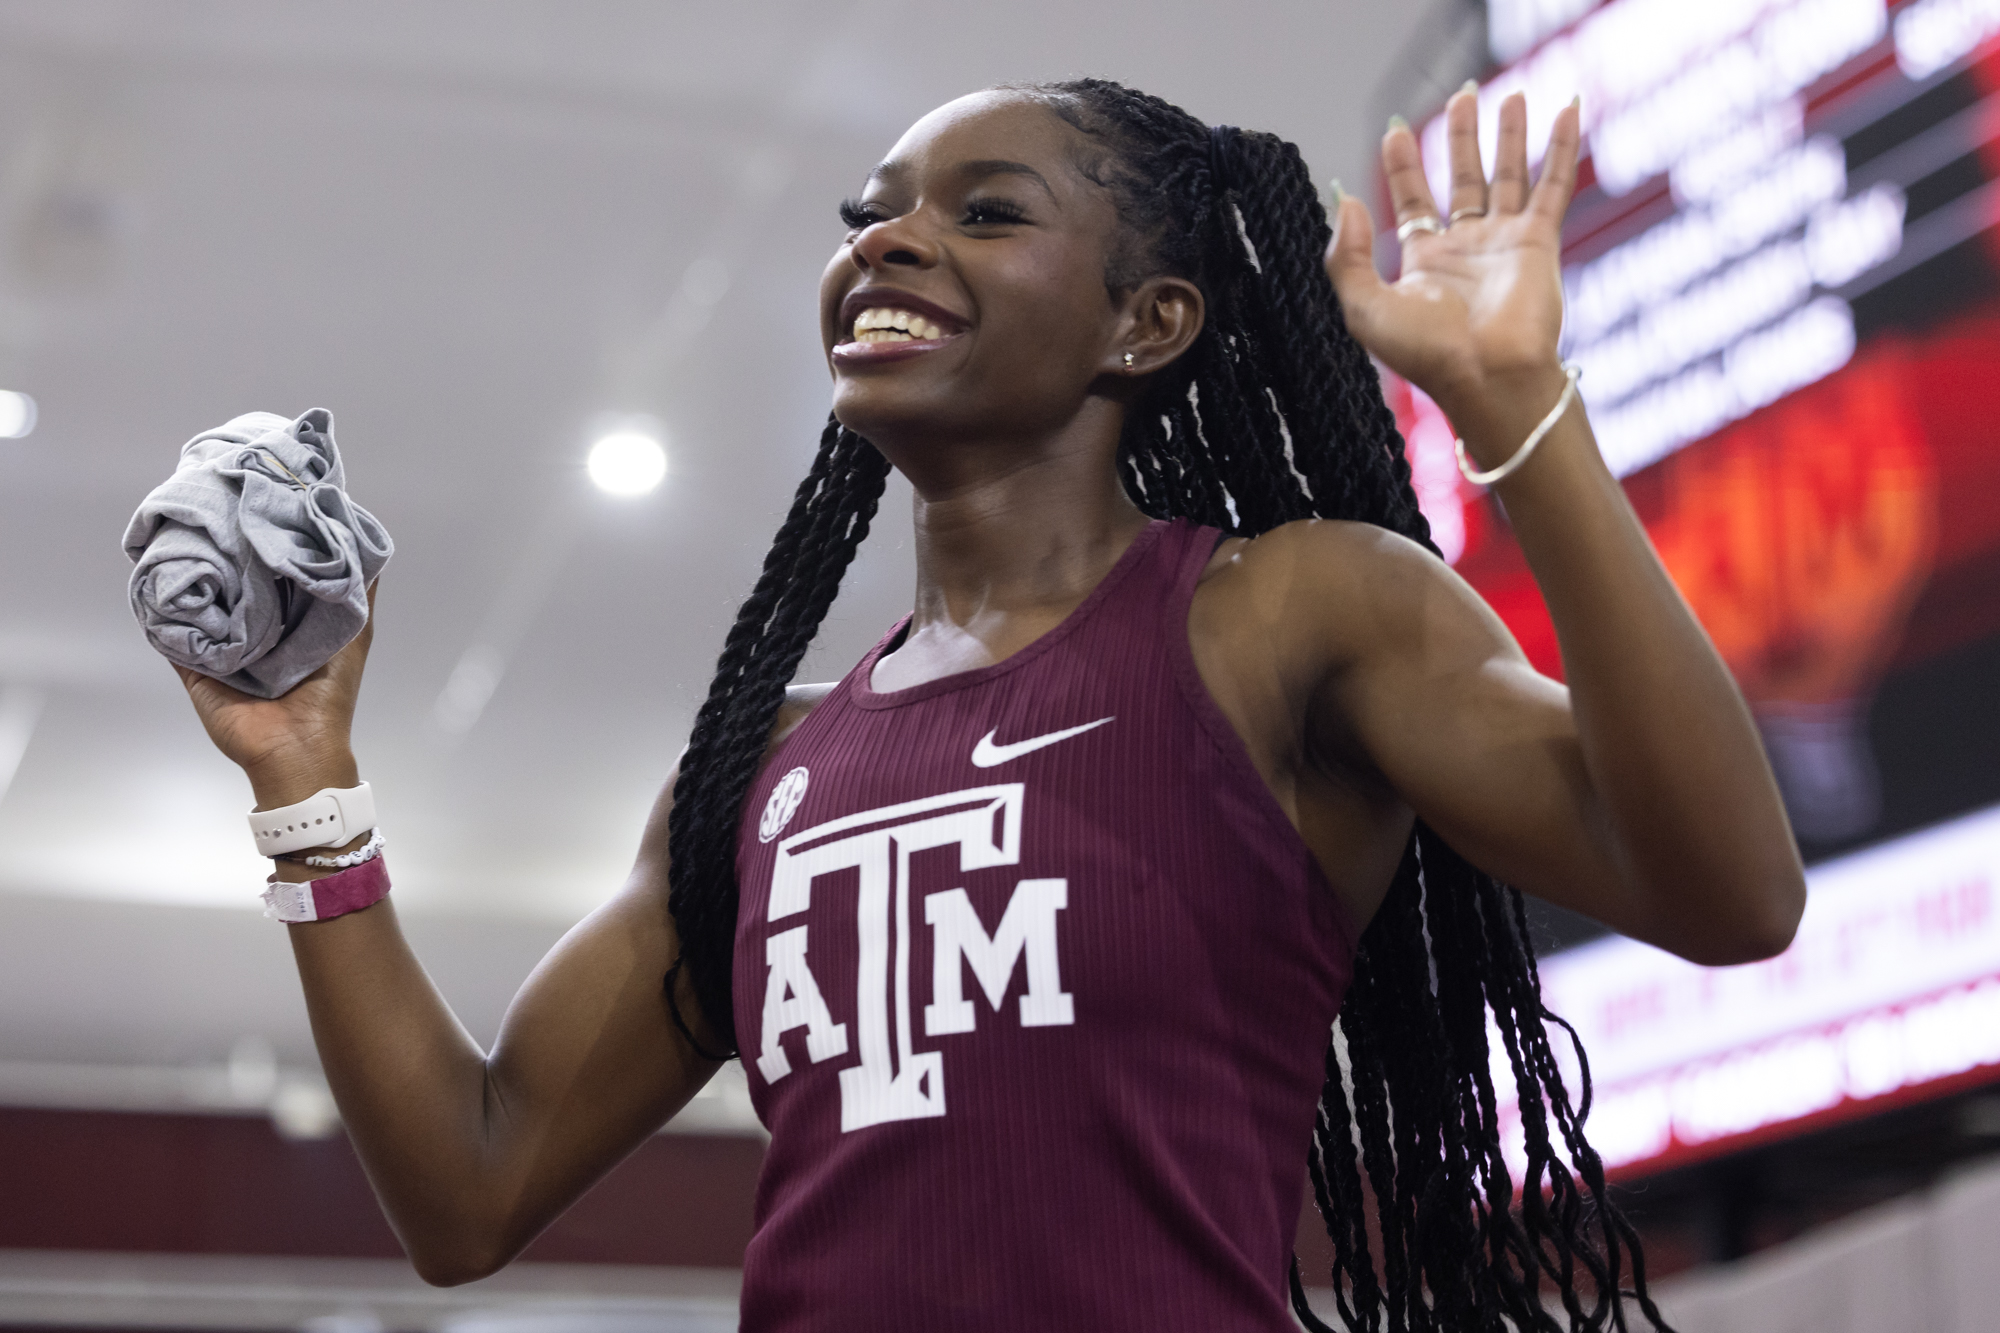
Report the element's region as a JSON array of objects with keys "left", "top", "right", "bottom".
[{"left": 247, "top": 782, "right": 377, "bottom": 857}]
